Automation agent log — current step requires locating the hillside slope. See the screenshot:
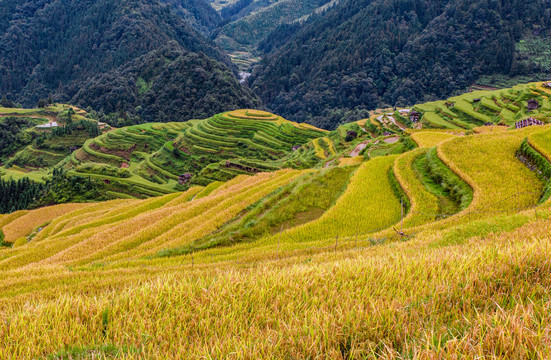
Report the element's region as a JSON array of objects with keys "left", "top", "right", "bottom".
[
  {"left": 0, "top": 0, "right": 259, "bottom": 120},
  {"left": 2, "top": 83, "right": 551, "bottom": 357},
  {"left": 251, "top": 0, "right": 551, "bottom": 129}
]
